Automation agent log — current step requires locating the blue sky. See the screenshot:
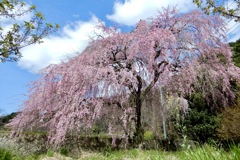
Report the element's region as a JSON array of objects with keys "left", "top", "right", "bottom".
[{"left": 0, "top": 0, "right": 239, "bottom": 114}]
